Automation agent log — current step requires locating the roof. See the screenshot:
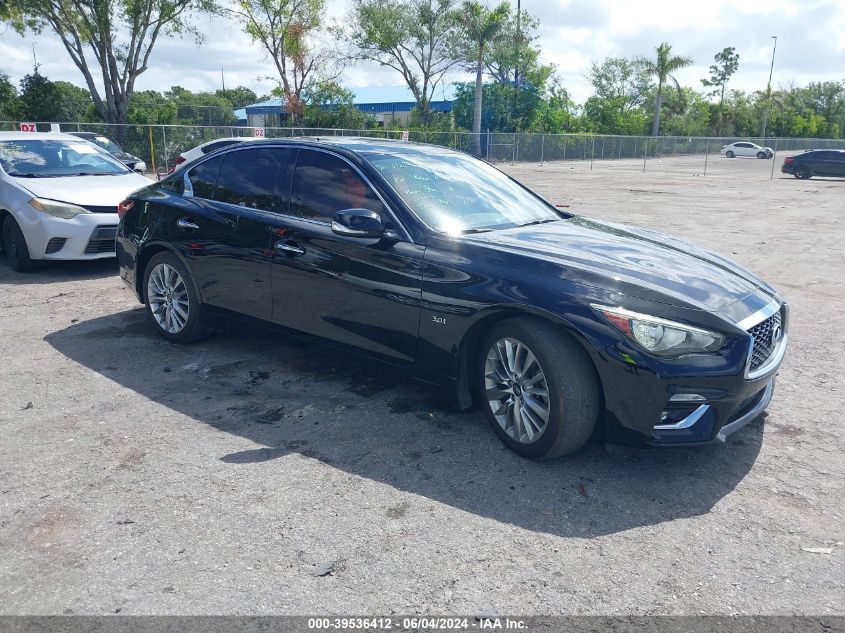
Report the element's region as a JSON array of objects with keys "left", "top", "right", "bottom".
[
  {"left": 0, "top": 131, "right": 86, "bottom": 142},
  {"left": 349, "top": 100, "right": 452, "bottom": 114},
  {"left": 234, "top": 108, "right": 247, "bottom": 121},
  {"left": 245, "top": 97, "right": 286, "bottom": 115},
  {"left": 243, "top": 97, "right": 454, "bottom": 116},
  {"left": 231, "top": 135, "right": 462, "bottom": 157}
]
